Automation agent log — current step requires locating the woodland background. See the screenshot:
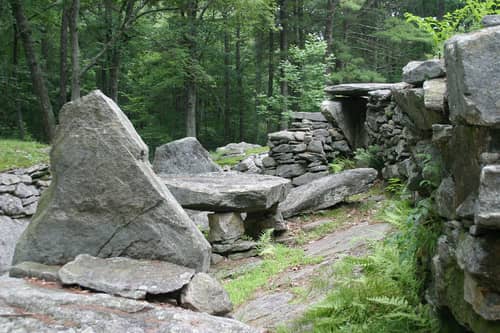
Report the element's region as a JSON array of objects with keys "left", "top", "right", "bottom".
[{"left": 0, "top": 0, "right": 477, "bottom": 149}]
